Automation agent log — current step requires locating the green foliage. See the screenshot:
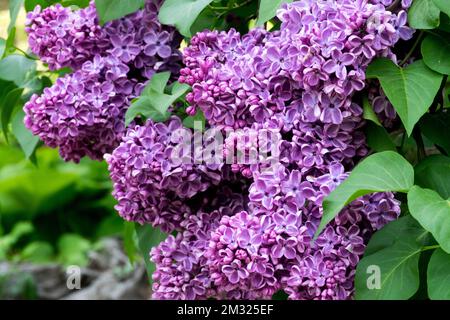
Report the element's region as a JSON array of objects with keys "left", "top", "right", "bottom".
[
  {"left": 95, "top": 0, "right": 145, "bottom": 24},
  {"left": 0, "top": 55, "right": 36, "bottom": 86},
  {"left": 0, "top": 222, "right": 33, "bottom": 260},
  {"left": 183, "top": 109, "right": 206, "bottom": 131},
  {"left": 315, "top": 151, "right": 414, "bottom": 239},
  {"left": 0, "top": 145, "right": 120, "bottom": 265},
  {"left": 125, "top": 72, "right": 190, "bottom": 125},
  {"left": 421, "top": 33, "right": 450, "bottom": 75},
  {"left": 366, "top": 59, "right": 443, "bottom": 135},
  {"left": 3, "top": 26, "right": 18, "bottom": 59},
  {"left": 20, "top": 241, "right": 54, "bottom": 263},
  {"left": 57, "top": 233, "right": 91, "bottom": 266},
  {"left": 158, "top": 0, "right": 213, "bottom": 37},
  {"left": 432, "top": 0, "right": 450, "bottom": 17},
  {"left": 123, "top": 221, "right": 138, "bottom": 265},
  {"left": 24, "top": 0, "right": 90, "bottom": 11},
  {"left": 427, "top": 248, "right": 450, "bottom": 299},
  {"left": 355, "top": 215, "right": 436, "bottom": 300},
  {"left": 362, "top": 96, "right": 382, "bottom": 126},
  {"left": 0, "top": 271, "right": 37, "bottom": 299},
  {"left": 415, "top": 155, "right": 450, "bottom": 198},
  {"left": 408, "top": 0, "right": 440, "bottom": 29},
  {"left": 11, "top": 110, "right": 40, "bottom": 159},
  {"left": 135, "top": 224, "right": 166, "bottom": 284},
  {"left": 364, "top": 122, "right": 397, "bottom": 152},
  {"left": 408, "top": 186, "right": 450, "bottom": 253},
  {"left": 363, "top": 216, "right": 429, "bottom": 256},
  {"left": 8, "top": 0, "right": 24, "bottom": 34},
  {"left": 0, "top": 39, "right": 5, "bottom": 57},
  {"left": 355, "top": 236, "right": 422, "bottom": 299},
  {"left": 1, "top": 87, "right": 24, "bottom": 140},
  {"left": 256, "top": 0, "right": 292, "bottom": 25},
  {"left": 420, "top": 112, "right": 450, "bottom": 155}
]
